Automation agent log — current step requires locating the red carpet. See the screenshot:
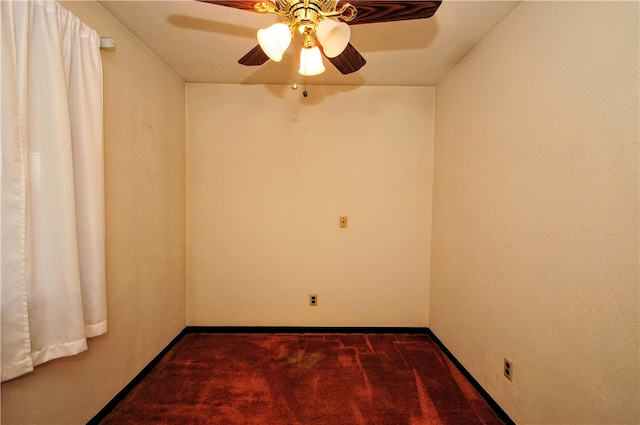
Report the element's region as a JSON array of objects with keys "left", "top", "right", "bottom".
[{"left": 100, "top": 333, "right": 506, "bottom": 424}]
